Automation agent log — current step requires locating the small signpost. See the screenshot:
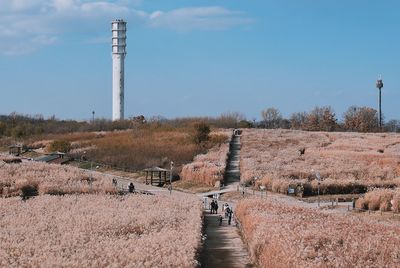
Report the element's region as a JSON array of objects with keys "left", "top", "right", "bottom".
[
  {"left": 259, "top": 185, "right": 266, "bottom": 198},
  {"left": 314, "top": 170, "right": 322, "bottom": 207},
  {"left": 203, "top": 196, "right": 208, "bottom": 209}
]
